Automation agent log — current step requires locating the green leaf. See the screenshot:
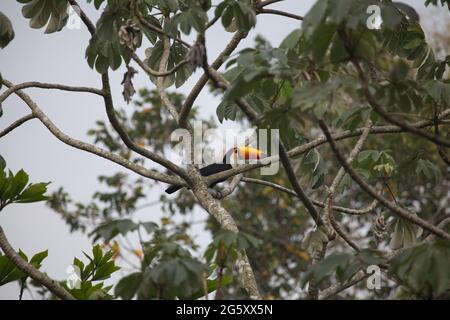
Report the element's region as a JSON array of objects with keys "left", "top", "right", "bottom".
[
  {"left": 301, "top": 252, "right": 353, "bottom": 287},
  {"left": 389, "top": 241, "right": 450, "bottom": 297},
  {"left": 186, "top": 274, "right": 233, "bottom": 300},
  {"left": 29, "top": 250, "right": 48, "bottom": 268},
  {"left": 18, "top": 0, "right": 69, "bottom": 34},
  {"left": 90, "top": 219, "right": 139, "bottom": 242},
  {"left": 0, "top": 11, "right": 15, "bottom": 48},
  {"left": 216, "top": 101, "right": 237, "bottom": 123},
  {"left": 92, "top": 261, "right": 120, "bottom": 281}
]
